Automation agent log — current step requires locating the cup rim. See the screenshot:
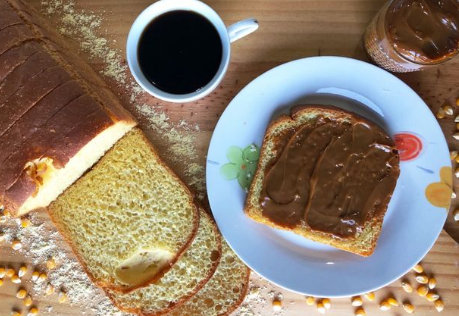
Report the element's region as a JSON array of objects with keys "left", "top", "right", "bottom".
[{"left": 126, "top": 0, "right": 231, "bottom": 103}]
